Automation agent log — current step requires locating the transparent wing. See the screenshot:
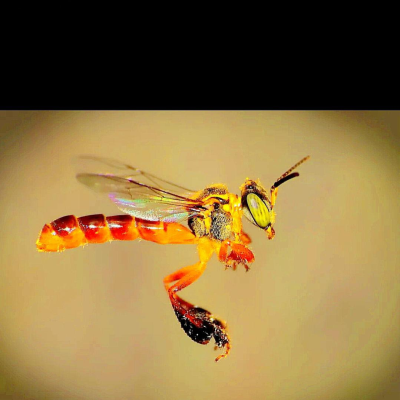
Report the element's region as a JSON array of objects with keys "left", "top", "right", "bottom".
[
  {"left": 76, "top": 172, "right": 206, "bottom": 223},
  {"left": 75, "top": 155, "right": 194, "bottom": 193}
]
